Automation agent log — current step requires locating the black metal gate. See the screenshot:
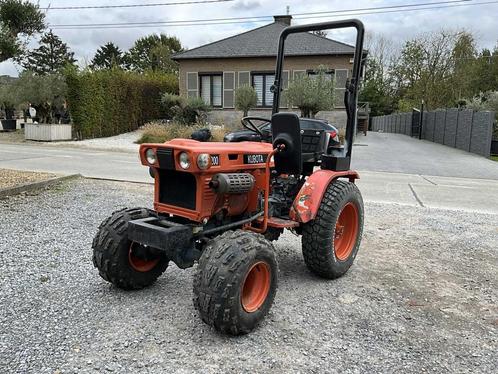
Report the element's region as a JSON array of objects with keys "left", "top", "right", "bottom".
[{"left": 411, "top": 108, "right": 421, "bottom": 138}]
